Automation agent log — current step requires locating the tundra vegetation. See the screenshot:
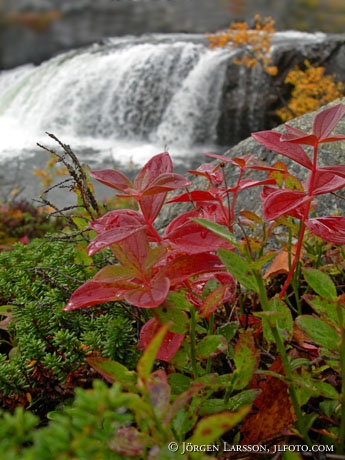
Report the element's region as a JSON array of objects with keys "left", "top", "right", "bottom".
[{"left": 0, "top": 17, "right": 345, "bottom": 460}]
